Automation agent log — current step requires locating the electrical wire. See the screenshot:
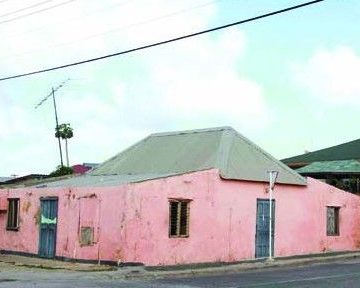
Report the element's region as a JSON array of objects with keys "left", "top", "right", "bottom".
[
  {"left": 0, "top": 0, "right": 220, "bottom": 61},
  {"left": 0, "top": 0, "right": 77, "bottom": 25},
  {"left": 0, "top": 0, "right": 325, "bottom": 82},
  {"left": 1, "top": 0, "right": 133, "bottom": 40},
  {"left": 0, "top": 0, "right": 56, "bottom": 18}
]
